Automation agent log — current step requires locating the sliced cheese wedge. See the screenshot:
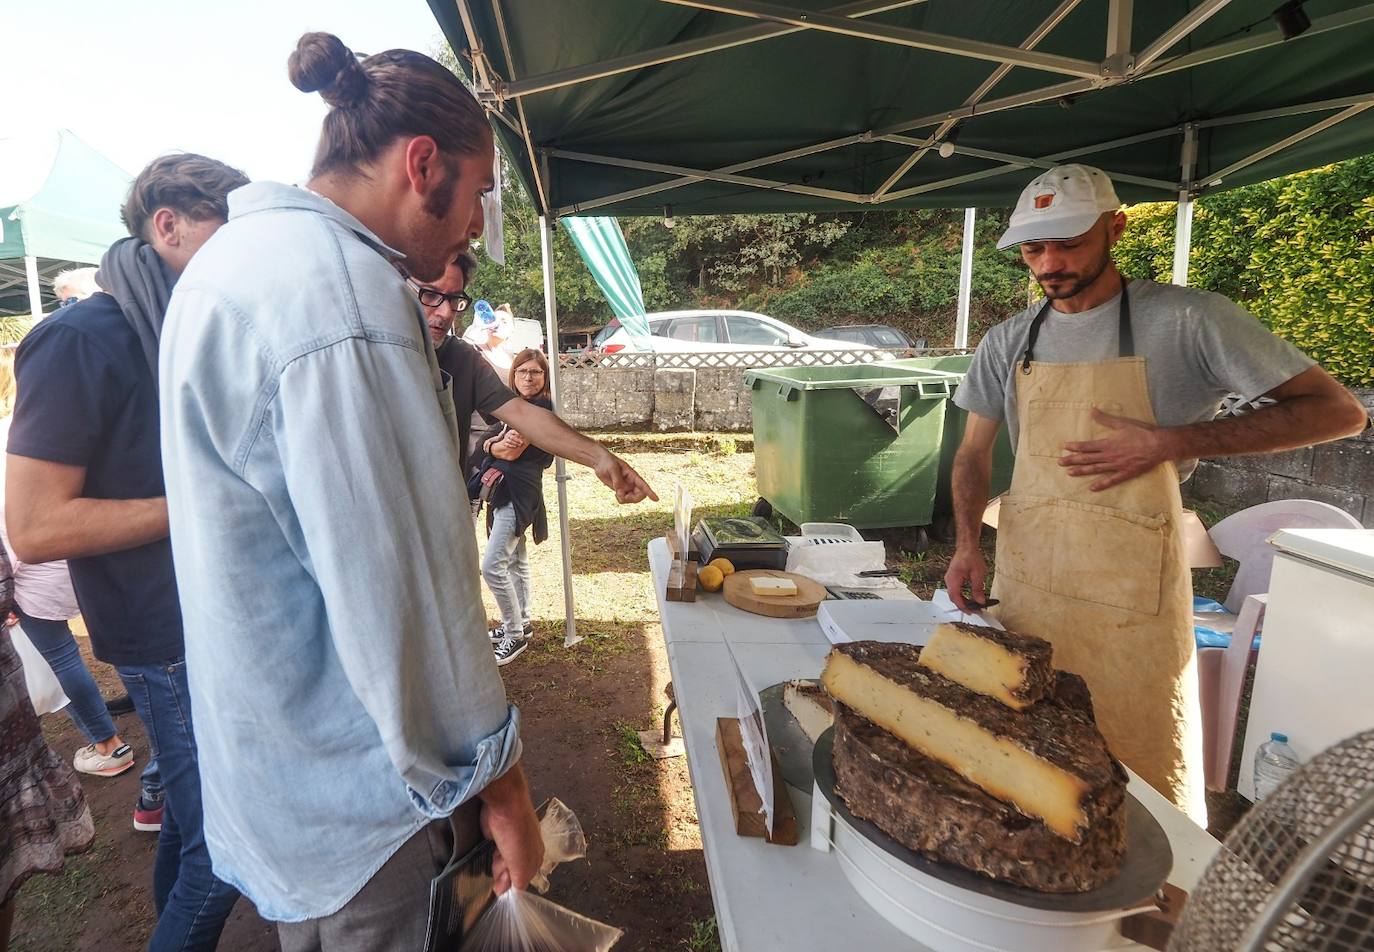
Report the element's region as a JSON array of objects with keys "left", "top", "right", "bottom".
[
  {"left": 821, "top": 642, "right": 1123, "bottom": 842},
  {"left": 917, "top": 622, "right": 1054, "bottom": 711}
]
